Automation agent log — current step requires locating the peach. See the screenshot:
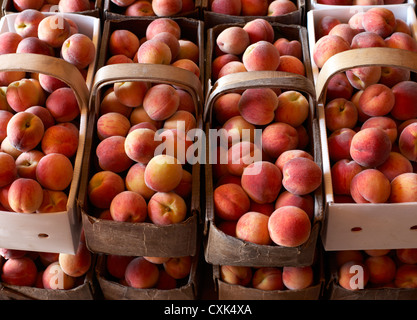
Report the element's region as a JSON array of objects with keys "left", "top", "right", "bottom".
[
  {"left": 124, "top": 257, "right": 159, "bottom": 288},
  {"left": 112, "top": 0, "right": 136, "bottom": 6},
  {"left": 96, "top": 136, "right": 133, "bottom": 173},
  {"left": 325, "top": 73, "right": 353, "bottom": 103},
  {"left": 238, "top": 88, "right": 278, "bottom": 126},
  {"left": 282, "top": 266, "right": 314, "bottom": 290},
  {"left": 221, "top": 115, "right": 255, "bottom": 147},
  {"left": 88, "top": 170, "right": 125, "bottom": 209},
  {"left": 14, "top": 9, "right": 44, "bottom": 39},
  {"left": 377, "top": 152, "right": 413, "bottom": 182},
  {"left": 213, "top": 92, "right": 241, "bottom": 124},
  {"left": 362, "top": 7, "right": 396, "bottom": 38},
  {"left": 130, "top": 106, "right": 162, "bottom": 129},
  {"left": 110, "top": 190, "right": 147, "bottom": 222},
  {"left": 393, "top": 18, "right": 411, "bottom": 34},
  {"left": 273, "top": 38, "right": 302, "bottom": 60},
  {"left": 262, "top": 122, "right": 298, "bottom": 160},
  {"left": 350, "top": 128, "right": 392, "bottom": 168},
  {"left": 158, "top": 128, "right": 193, "bottom": 163},
  {"left": 163, "top": 110, "right": 196, "bottom": 133},
  {"left": 275, "top": 191, "right": 314, "bottom": 220},
  {"left": 152, "top": 32, "right": 180, "bottom": 60},
  {"left": 331, "top": 159, "right": 363, "bottom": 196},
  {"left": 346, "top": 66, "right": 382, "bottom": 91},
  {"left": 235, "top": 211, "right": 271, "bottom": 245},
  {"left": 148, "top": 191, "right": 187, "bottom": 225},
  {"left": 37, "top": 15, "right": 71, "bottom": 48},
  {"left": 0, "top": 248, "right": 27, "bottom": 259},
  {"left": 241, "top": 161, "right": 282, "bottom": 204},
  {"left": 0, "top": 72, "right": 26, "bottom": 88},
  {"left": 15, "top": 149, "right": 44, "bottom": 180},
  {"left": 275, "top": 149, "right": 313, "bottom": 172},
  {"left": 216, "top": 27, "right": 250, "bottom": 55},
  {"left": 37, "top": 189, "right": 68, "bottom": 213},
  {"left": 217, "top": 61, "right": 247, "bottom": 78},
  {"left": 8, "top": 177, "right": 43, "bottom": 213},
  {"left": 351, "top": 90, "right": 369, "bottom": 123},
  {"left": 106, "top": 54, "right": 133, "bottom": 65},
  {"left": 296, "top": 125, "right": 309, "bottom": 150},
  {"left": 276, "top": 55, "right": 305, "bottom": 76},
  {"left": 396, "top": 248, "right": 417, "bottom": 265},
  {"left": 358, "top": 84, "right": 395, "bottom": 117},
  {"left": 268, "top": 0, "right": 297, "bottom": 16},
  {"left": 338, "top": 260, "right": 369, "bottom": 290},
  {"left": 6, "top": 78, "right": 45, "bottom": 113},
  {"left": 171, "top": 58, "right": 200, "bottom": 78},
  {"left": 37, "top": 74, "right": 68, "bottom": 95},
  {"left": 227, "top": 141, "right": 262, "bottom": 176},
  {"left": 214, "top": 182, "right": 250, "bottom": 221},
  {"left": 96, "top": 112, "right": 130, "bottom": 140},
  {"left": 7, "top": 111, "right": 44, "bottom": 152},
  {"left": 152, "top": 0, "right": 182, "bottom": 16},
  {"left": 379, "top": 67, "right": 410, "bottom": 88},
  {"left": 125, "top": 162, "right": 155, "bottom": 200},
  {"left": 350, "top": 169, "right": 391, "bottom": 203},
  {"left": 100, "top": 89, "right": 132, "bottom": 118},
  {"left": 318, "top": 16, "right": 341, "bottom": 38},
  {"left": 249, "top": 201, "right": 275, "bottom": 217},
  {"left": 361, "top": 116, "right": 397, "bottom": 144},
  {"left": 328, "top": 23, "right": 357, "bottom": 46},
  {"left": 125, "top": 0, "right": 155, "bottom": 16},
  {"left": 335, "top": 250, "right": 364, "bottom": 267},
  {"left": 312, "top": 35, "right": 350, "bottom": 69},
  {"left": 252, "top": 267, "right": 284, "bottom": 291},
  {"left": 1, "top": 137, "right": 22, "bottom": 159},
  {"left": 389, "top": 172, "right": 417, "bottom": 203},
  {"left": 42, "top": 261, "right": 75, "bottom": 289},
  {"left": 0, "top": 152, "right": 17, "bottom": 188},
  {"left": 109, "top": 29, "right": 140, "bottom": 59},
  {"left": 350, "top": 32, "right": 386, "bottom": 49},
  {"left": 136, "top": 39, "right": 172, "bottom": 64},
  {"left": 38, "top": 252, "right": 59, "bottom": 266},
  {"left": 0, "top": 32, "right": 22, "bottom": 54},
  {"left": 364, "top": 249, "right": 391, "bottom": 257},
  {"left": 41, "top": 122, "right": 79, "bottom": 158},
  {"left": 36, "top": 153, "right": 73, "bottom": 191},
  {"left": 15, "top": 36, "right": 54, "bottom": 56},
  {"left": 243, "top": 19, "right": 274, "bottom": 44},
  {"left": 144, "top": 154, "right": 183, "bottom": 192},
  {"left": 0, "top": 110, "right": 13, "bottom": 142},
  {"left": 275, "top": 90, "right": 309, "bottom": 127},
  {"left": 59, "top": 241, "right": 91, "bottom": 278},
  {"left": 394, "top": 264, "right": 417, "bottom": 288},
  {"left": 176, "top": 39, "right": 199, "bottom": 64},
  {"left": 220, "top": 265, "right": 252, "bottom": 287},
  {"left": 146, "top": 18, "right": 181, "bottom": 40},
  {"left": 163, "top": 256, "right": 192, "bottom": 279},
  {"left": 365, "top": 255, "right": 396, "bottom": 285},
  {"left": 241, "top": 0, "right": 268, "bottom": 16},
  {"left": 61, "top": 33, "right": 95, "bottom": 69},
  {"left": 124, "top": 128, "right": 161, "bottom": 164},
  {"left": 176, "top": 89, "right": 195, "bottom": 114},
  {"left": 173, "top": 169, "right": 192, "bottom": 198},
  {"left": 282, "top": 157, "right": 322, "bottom": 196},
  {"left": 59, "top": 0, "right": 91, "bottom": 12},
  {"left": 242, "top": 40, "right": 280, "bottom": 72},
  {"left": 13, "top": 0, "right": 44, "bottom": 11},
  {"left": 268, "top": 206, "right": 311, "bottom": 247},
  {"left": 46, "top": 87, "right": 79, "bottom": 123},
  {"left": 106, "top": 254, "right": 134, "bottom": 279},
  {"left": 391, "top": 81, "right": 417, "bottom": 121},
  {"left": 210, "top": 0, "right": 241, "bottom": 15},
  {"left": 143, "top": 84, "right": 179, "bottom": 121},
  {"left": 211, "top": 54, "right": 240, "bottom": 81},
  {"left": 156, "top": 270, "right": 177, "bottom": 290},
  {"left": 1, "top": 257, "right": 37, "bottom": 286},
  {"left": 385, "top": 32, "right": 417, "bottom": 53}
]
